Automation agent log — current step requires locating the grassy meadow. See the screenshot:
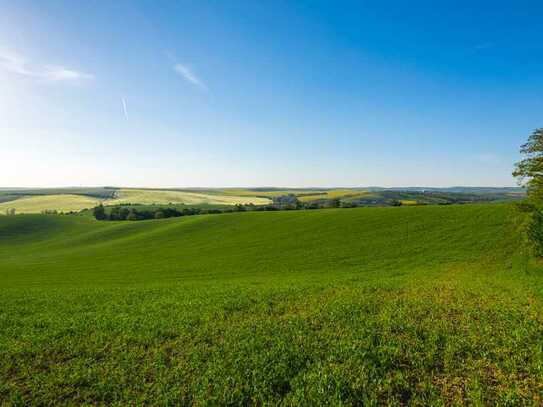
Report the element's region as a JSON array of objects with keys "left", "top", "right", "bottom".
[
  {"left": 0, "top": 194, "right": 102, "bottom": 214},
  {"left": 1, "top": 203, "right": 543, "bottom": 404}
]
